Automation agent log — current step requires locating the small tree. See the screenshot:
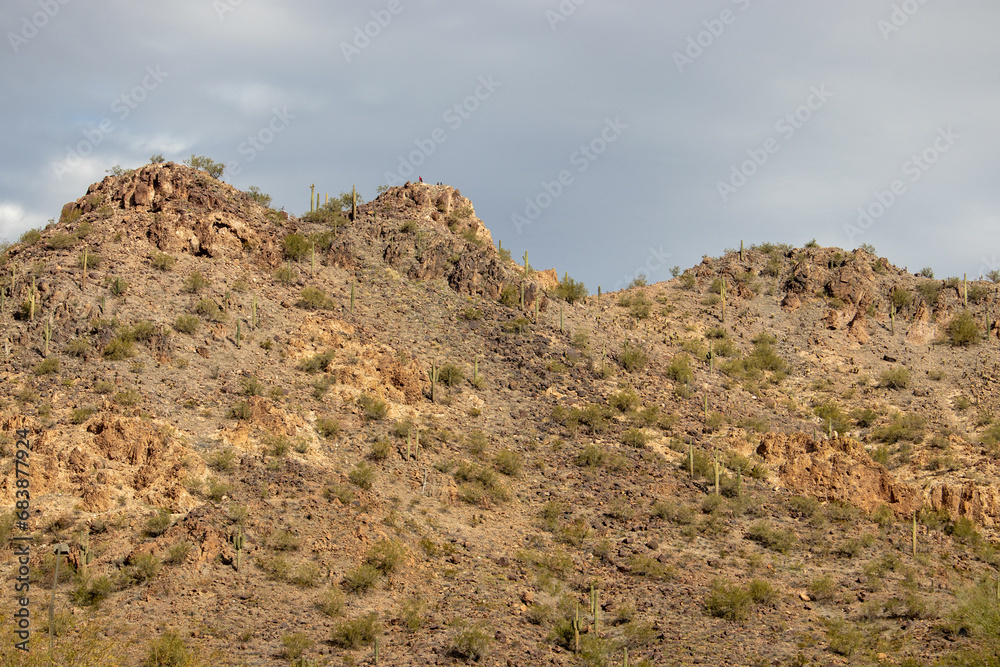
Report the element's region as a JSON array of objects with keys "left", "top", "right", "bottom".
[
  {"left": 150, "top": 154, "right": 165, "bottom": 164},
  {"left": 949, "top": 310, "right": 980, "bottom": 347},
  {"left": 184, "top": 154, "right": 225, "bottom": 179},
  {"left": 553, "top": 273, "right": 588, "bottom": 304}
]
